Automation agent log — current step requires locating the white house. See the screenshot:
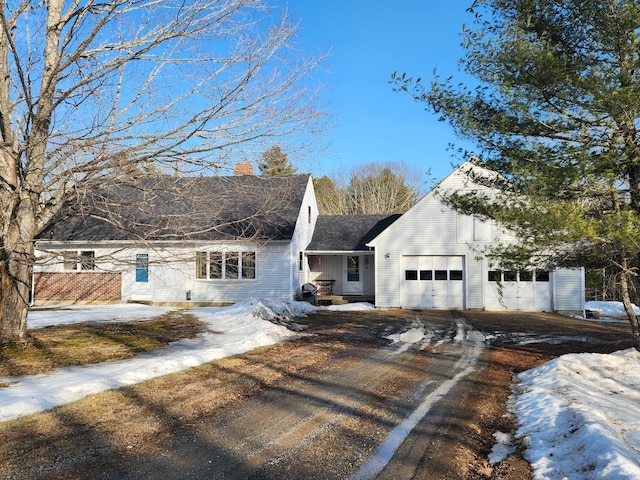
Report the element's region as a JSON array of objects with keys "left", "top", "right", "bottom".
[
  {"left": 33, "top": 161, "right": 585, "bottom": 314},
  {"left": 365, "top": 161, "right": 585, "bottom": 314},
  {"left": 34, "top": 172, "right": 318, "bottom": 306}
]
